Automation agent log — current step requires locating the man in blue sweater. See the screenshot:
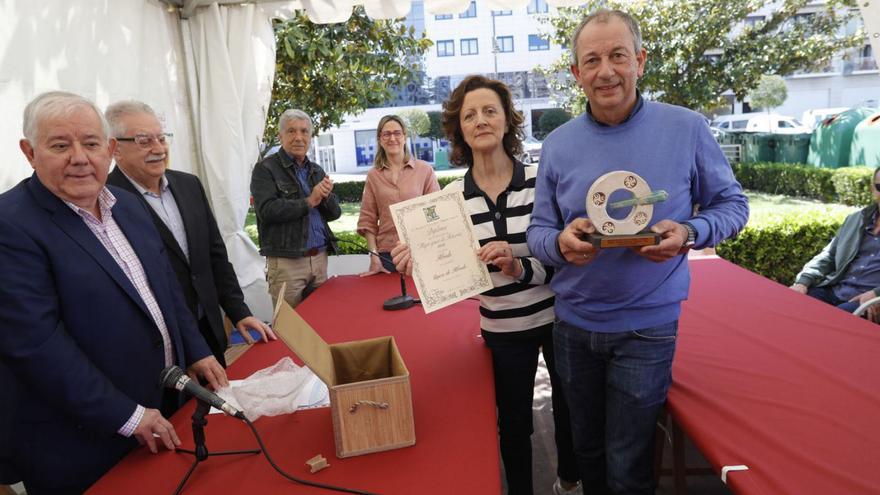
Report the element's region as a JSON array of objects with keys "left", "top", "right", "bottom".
[{"left": 527, "top": 9, "right": 749, "bottom": 494}]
